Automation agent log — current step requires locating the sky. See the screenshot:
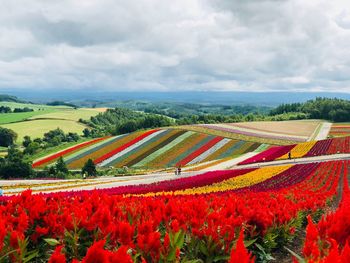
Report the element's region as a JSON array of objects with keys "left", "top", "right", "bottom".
[{"left": 1, "top": 0, "right": 350, "bottom": 93}]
